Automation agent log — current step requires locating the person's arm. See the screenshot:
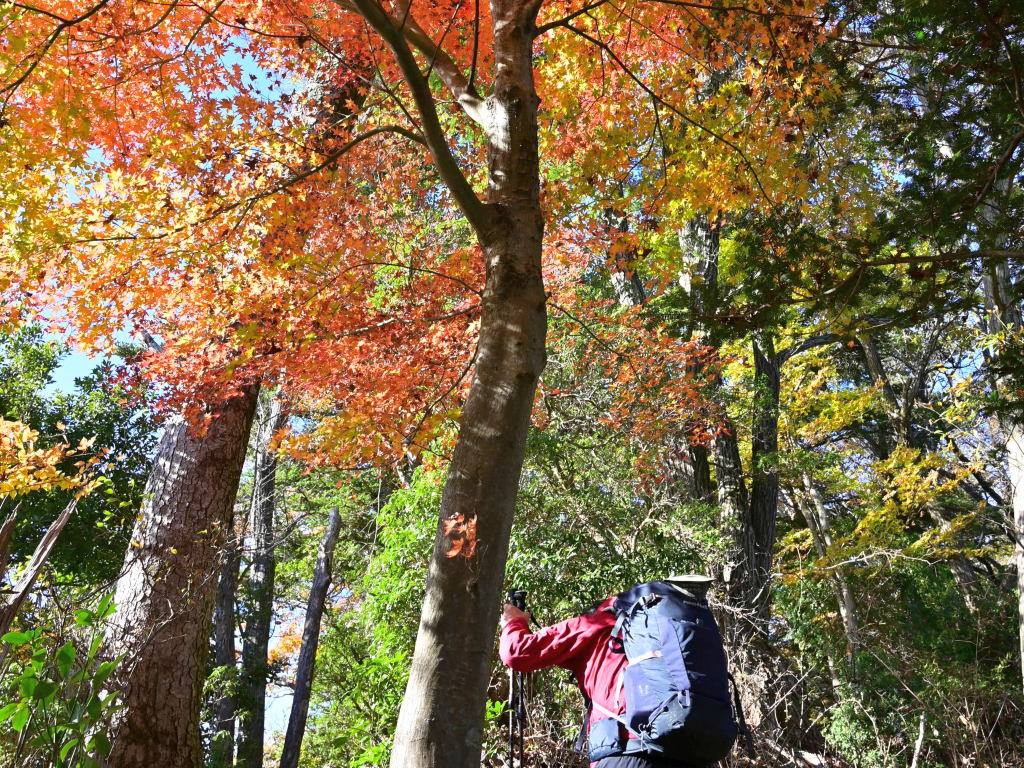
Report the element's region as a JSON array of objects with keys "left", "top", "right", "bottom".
[{"left": 499, "top": 605, "right": 599, "bottom": 673}]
